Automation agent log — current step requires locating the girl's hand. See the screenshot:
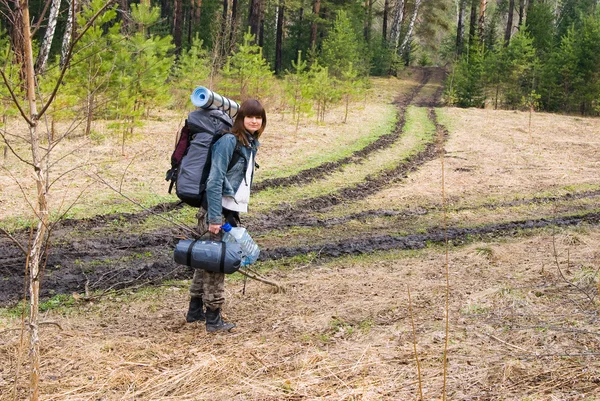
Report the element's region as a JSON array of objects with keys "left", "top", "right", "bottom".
[{"left": 208, "top": 224, "right": 222, "bottom": 234}]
